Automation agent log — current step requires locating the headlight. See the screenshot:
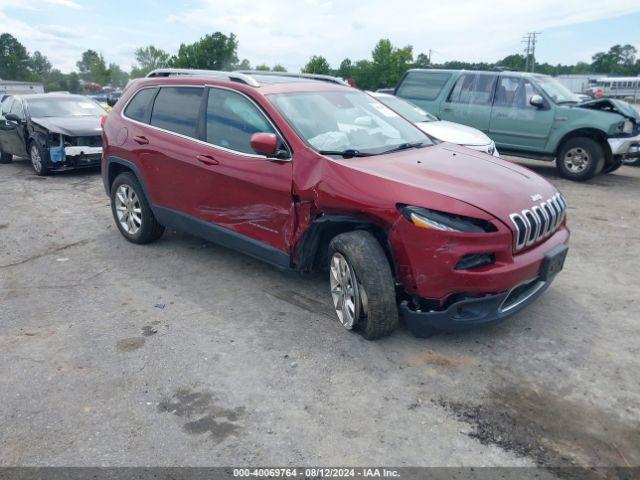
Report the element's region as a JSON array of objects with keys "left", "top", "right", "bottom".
[
  {"left": 400, "top": 205, "right": 497, "bottom": 233},
  {"left": 623, "top": 119, "right": 634, "bottom": 134}
]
